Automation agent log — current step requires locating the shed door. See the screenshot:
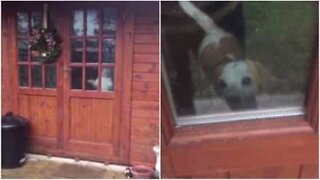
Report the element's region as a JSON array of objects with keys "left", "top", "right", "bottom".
[
  {"left": 12, "top": 3, "right": 129, "bottom": 163},
  {"left": 62, "top": 7, "right": 124, "bottom": 162}
]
